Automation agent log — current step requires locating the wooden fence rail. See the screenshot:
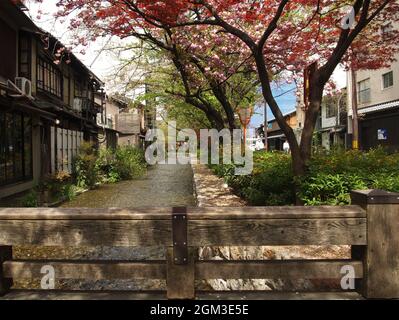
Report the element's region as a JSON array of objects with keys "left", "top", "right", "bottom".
[{"left": 0, "top": 189, "right": 398, "bottom": 300}]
